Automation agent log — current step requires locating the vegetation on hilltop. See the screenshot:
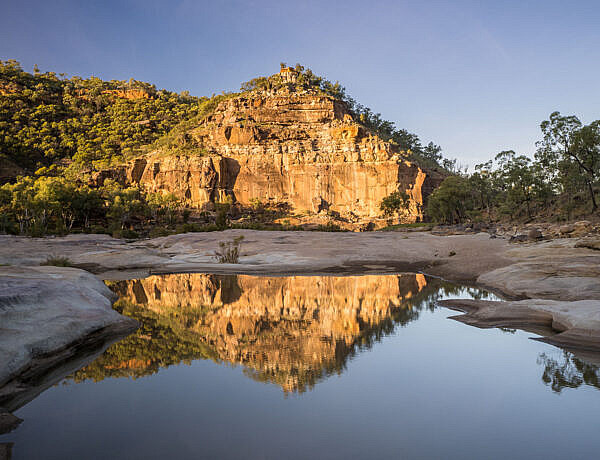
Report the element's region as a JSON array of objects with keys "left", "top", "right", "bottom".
[
  {"left": 0, "top": 59, "right": 205, "bottom": 172},
  {"left": 241, "top": 62, "right": 455, "bottom": 172},
  {"left": 0, "top": 58, "right": 457, "bottom": 179},
  {"left": 0, "top": 60, "right": 236, "bottom": 237},
  {"left": 2, "top": 60, "right": 596, "bottom": 235},
  {"left": 151, "top": 92, "right": 239, "bottom": 157}
]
